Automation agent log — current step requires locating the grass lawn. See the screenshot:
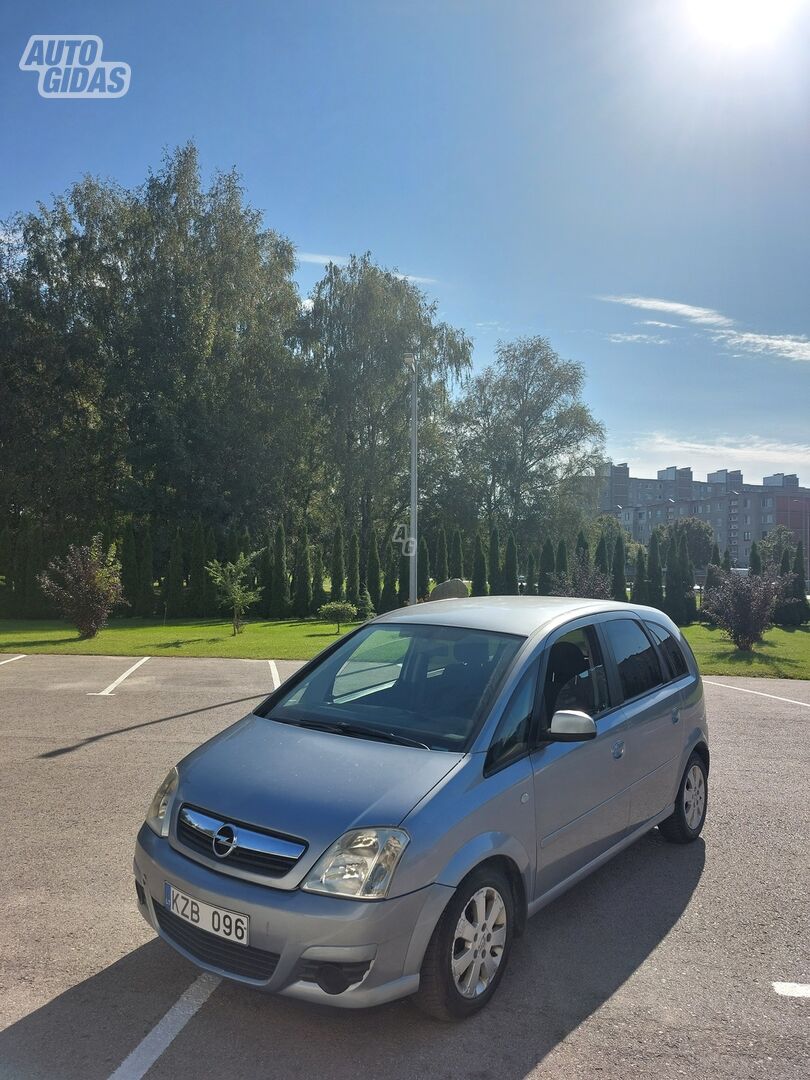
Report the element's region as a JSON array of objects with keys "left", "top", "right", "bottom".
[
  {"left": 682, "top": 624, "right": 810, "bottom": 680},
  {"left": 0, "top": 617, "right": 362, "bottom": 661},
  {"left": 1, "top": 617, "right": 808, "bottom": 679}
]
